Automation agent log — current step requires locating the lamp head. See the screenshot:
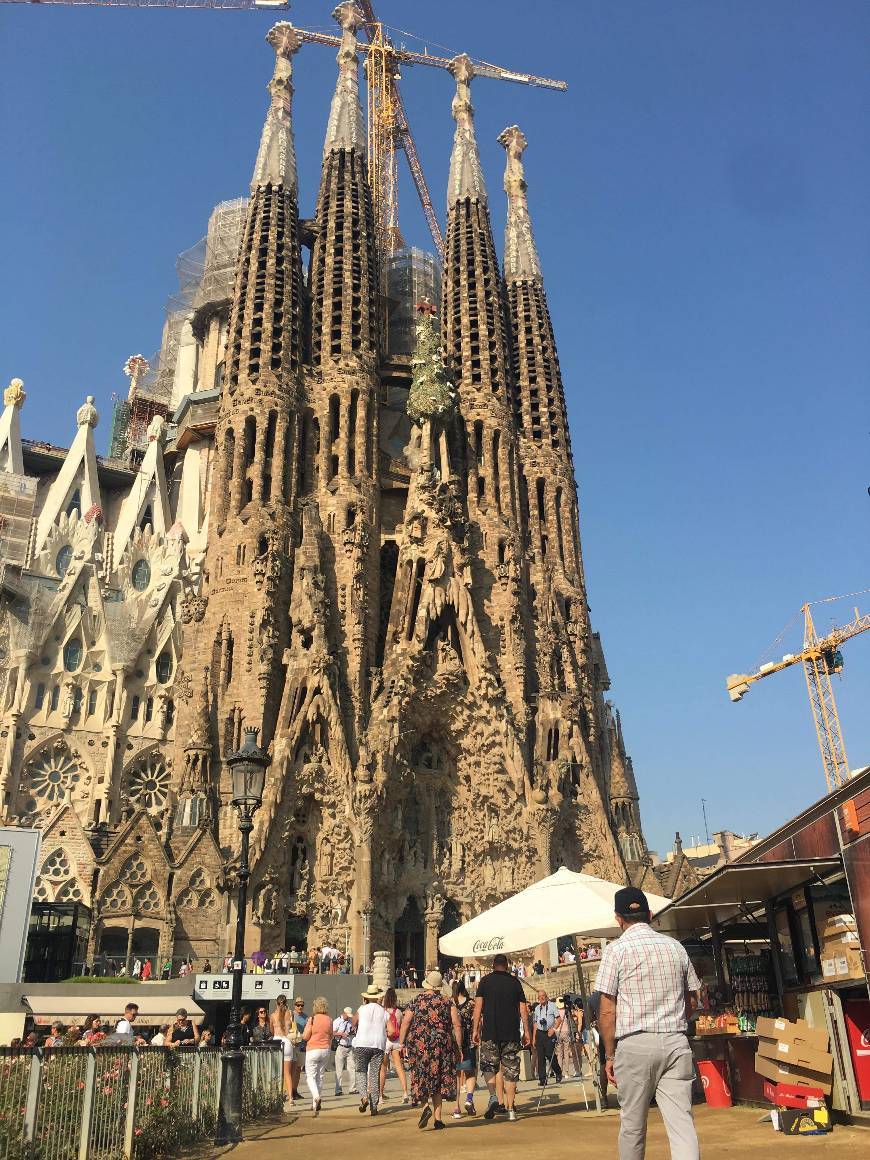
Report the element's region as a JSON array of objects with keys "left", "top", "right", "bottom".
[{"left": 227, "top": 726, "right": 270, "bottom": 812}]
